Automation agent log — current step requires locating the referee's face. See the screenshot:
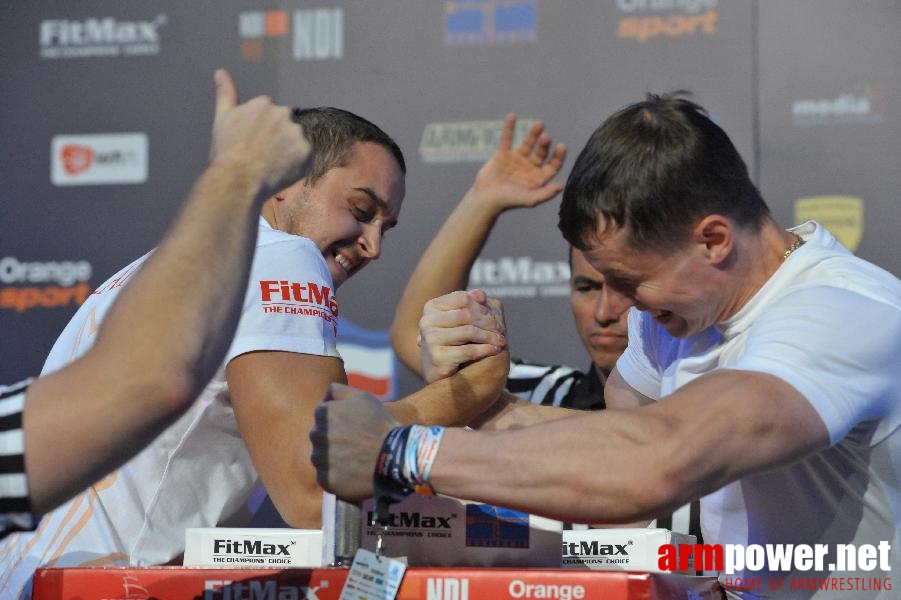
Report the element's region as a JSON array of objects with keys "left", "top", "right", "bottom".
[{"left": 569, "top": 248, "right": 629, "bottom": 373}]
